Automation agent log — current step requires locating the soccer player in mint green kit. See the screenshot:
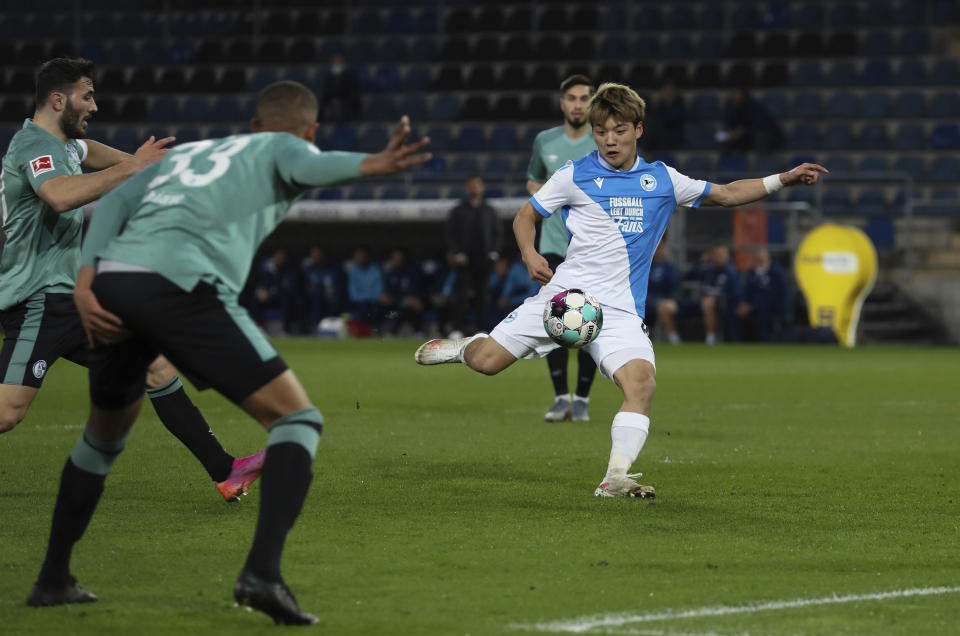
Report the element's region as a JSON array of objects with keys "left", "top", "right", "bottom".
[
  {"left": 0, "top": 58, "right": 263, "bottom": 502},
  {"left": 526, "top": 75, "right": 599, "bottom": 422},
  {"left": 28, "top": 80, "right": 430, "bottom": 624}
]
